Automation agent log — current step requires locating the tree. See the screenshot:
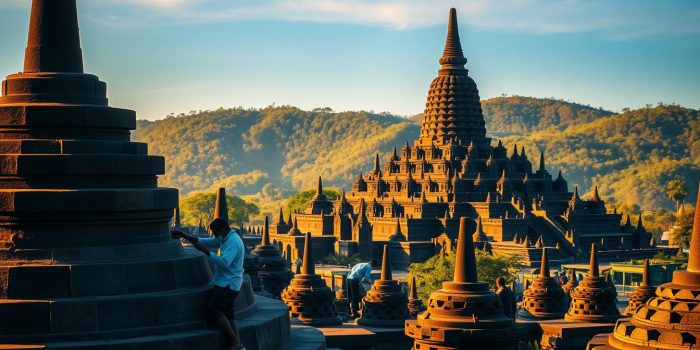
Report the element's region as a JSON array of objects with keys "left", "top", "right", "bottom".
[
  {"left": 408, "top": 250, "right": 522, "bottom": 304},
  {"left": 180, "top": 191, "right": 260, "bottom": 227},
  {"left": 286, "top": 188, "right": 339, "bottom": 215},
  {"left": 666, "top": 177, "right": 689, "bottom": 213},
  {"left": 671, "top": 207, "right": 695, "bottom": 248}
]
